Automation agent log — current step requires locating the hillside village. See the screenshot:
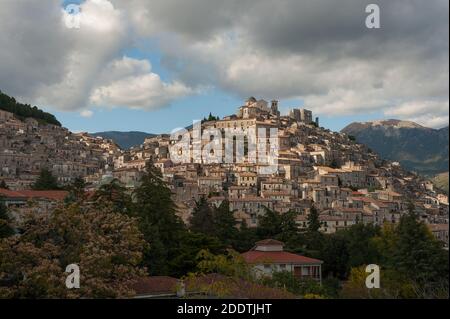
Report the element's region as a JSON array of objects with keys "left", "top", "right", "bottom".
[
  {"left": 0, "top": 98, "right": 448, "bottom": 245},
  {"left": 0, "top": 109, "right": 120, "bottom": 189}
]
